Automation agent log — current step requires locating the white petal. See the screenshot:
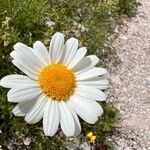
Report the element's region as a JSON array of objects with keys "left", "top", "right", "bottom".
[
  {"left": 33, "top": 41, "right": 51, "bottom": 64},
  {"left": 87, "top": 55, "right": 99, "bottom": 66},
  {"left": 59, "top": 101, "right": 75, "bottom": 136},
  {"left": 72, "top": 57, "right": 92, "bottom": 72},
  {"left": 13, "top": 43, "right": 44, "bottom": 71},
  {"left": 77, "top": 77, "right": 108, "bottom": 84},
  {"left": 67, "top": 47, "right": 87, "bottom": 69},
  {"left": 12, "top": 60, "right": 37, "bottom": 80},
  {"left": 76, "top": 67, "right": 107, "bottom": 80},
  {"left": 70, "top": 110, "right": 81, "bottom": 136},
  {"left": 77, "top": 78, "right": 109, "bottom": 90},
  {"left": 67, "top": 94, "right": 103, "bottom": 124},
  {"left": 75, "top": 85, "right": 106, "bottom": 101},
  {"left": 11, "top": 51, "right": 39, "bottom": 74},
  {"left": 0, "top": 74, "right": 33, "bottom": 88},
  {"left": 73, "top": 55, "right": 99, "bottom": 73},
  {"left": 43, "top": 100, "right": 60, "bottom": 136},
  {"left": 97, "top": 85, "right": 109, "bottom": 90},
  {"left": 25, "top": 94, "right": 47, "bottom": 124},
  {"left": 7, "top": 84, "right": 41, "bottom": 102},
  {"left": 63, "top": 37, "right": 78, "bottom": 65},
  {"left": 49, "top": 32, "right": 64, "bottom": 63},
  {"left": 12, "top": 99, "right": 36, "bottom": 116}
]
